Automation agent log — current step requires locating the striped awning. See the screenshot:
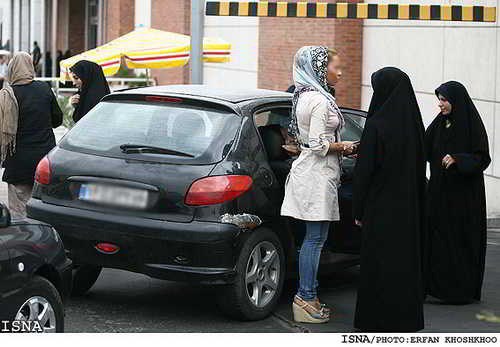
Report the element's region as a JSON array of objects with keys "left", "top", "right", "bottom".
[{"left": 60, "top": 28, "right": 231, "bottom": 80}]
